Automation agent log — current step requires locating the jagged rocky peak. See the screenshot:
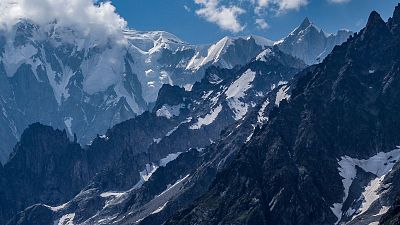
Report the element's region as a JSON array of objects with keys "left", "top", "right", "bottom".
[
  {"left": 288, "top": 17, "right": 323, "bottom": 38},
  {"left": 301, "top": 17, "right": 311, "bottom": 26},
  {"left": 8, "top": 123, "right": 72, "bottom": 161},
  {"left": 297, "top": 17, "right": 313, "bottom": 31},
  {"left": 185, "top": 35, "right": 273, "bottom": 72},
  {"left": 6, "top": 123, "right": 83, "bottom": 175},
  {"left": 365, "top": 11, "right": 388, "bottom": 33},
  {"left": 360, "top": 11, "right": 391, "bottom": 45},
  {"left": 152, "top": 84, "right": 188, "bottom": 111},
  {"left": 276, "top": 17, "right": 353, "bottom": 65},
  {"left": 388, "top": 3, "right": 400, "bottom": 34}
]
